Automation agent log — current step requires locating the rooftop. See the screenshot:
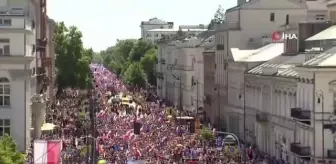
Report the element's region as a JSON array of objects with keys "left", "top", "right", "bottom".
[
  {"left": 301, "top": 47, "right": 336, "bottom": 67},
  {"left": 306, "top": 25, "right": 336, "bottom": 41},
  {"left": 147, "top": 28, "right": 207, "bottom": 32},
  {"left": 231, "top": 43, "right": 284, "bottom": 62},
  {"left": 246, "top": 54, "right": 311, "bottom": 77}
]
